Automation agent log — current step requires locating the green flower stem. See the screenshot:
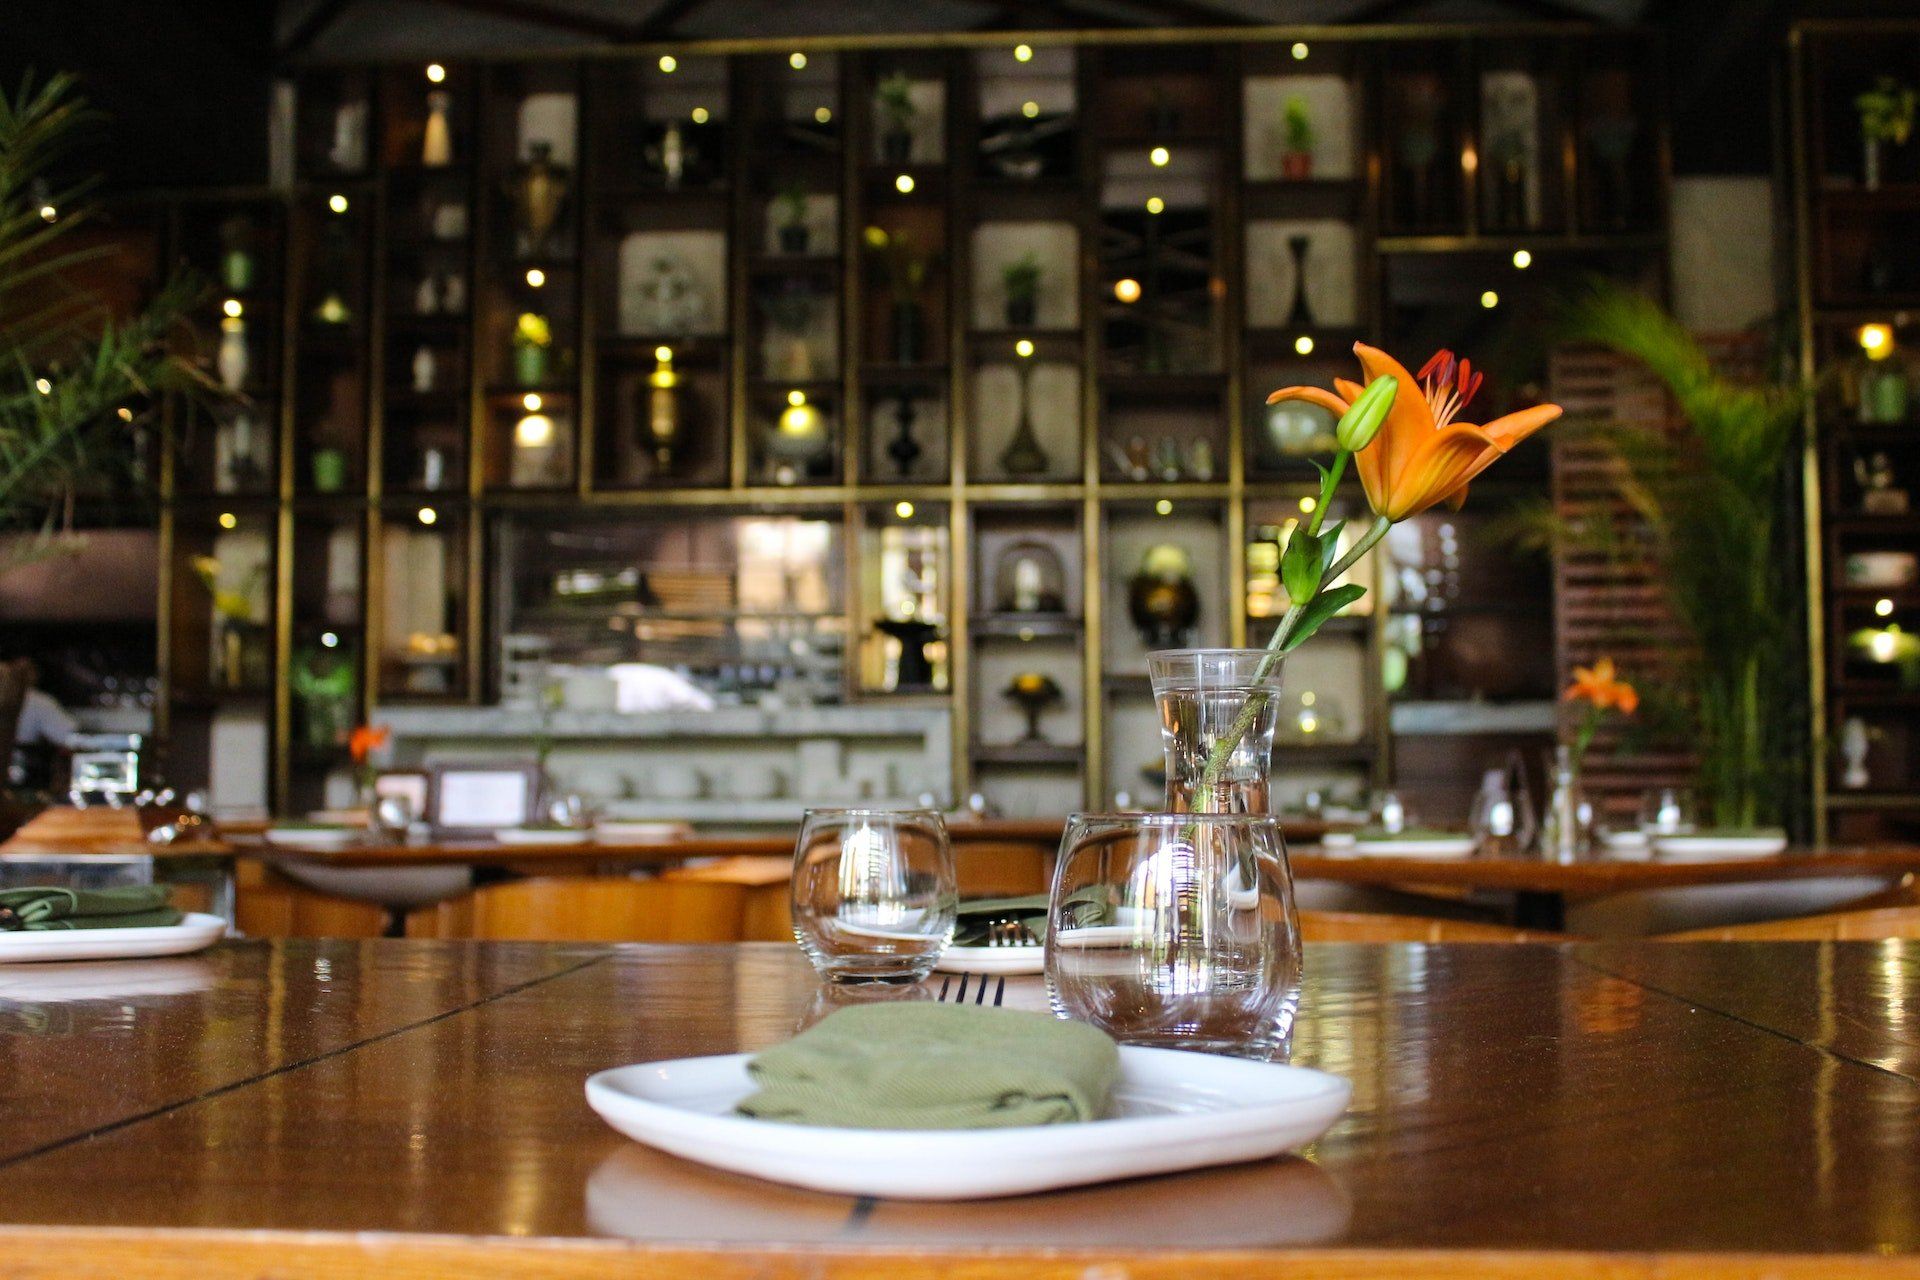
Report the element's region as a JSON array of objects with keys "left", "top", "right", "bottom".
[{"left": 1192, "top": 514, "right": 1394, "bottom": 808}]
